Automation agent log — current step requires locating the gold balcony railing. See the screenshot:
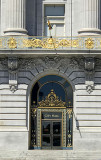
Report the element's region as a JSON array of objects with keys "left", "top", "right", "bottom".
[{"left": 0, "top": 36, "right": 101, "bottom": 50}]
